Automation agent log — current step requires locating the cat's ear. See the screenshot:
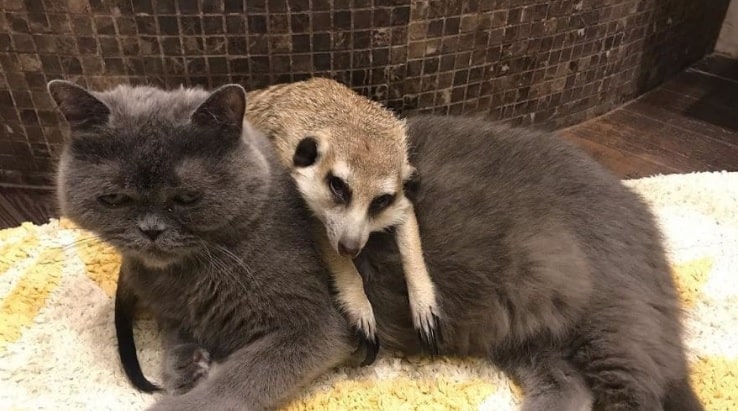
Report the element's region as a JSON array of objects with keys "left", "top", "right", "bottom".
[
  {"left": 47, "top": 80, "right": 110, "bottom": 131},
  {"left": 191, "top": 84, "right": 246, "bottom": 130}
]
